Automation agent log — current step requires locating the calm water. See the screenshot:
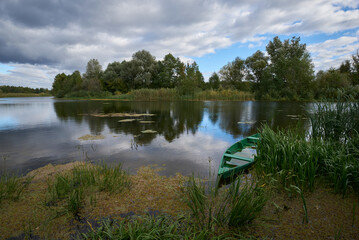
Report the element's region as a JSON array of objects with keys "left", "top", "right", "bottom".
[{"left": 0, "top": 97, "right": 312, "bottom": 176}]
